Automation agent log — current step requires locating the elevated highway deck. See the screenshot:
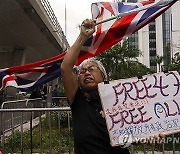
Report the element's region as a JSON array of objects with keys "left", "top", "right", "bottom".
[{"left": 0, "top": 0, "right": 68, "bottom": 68}]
